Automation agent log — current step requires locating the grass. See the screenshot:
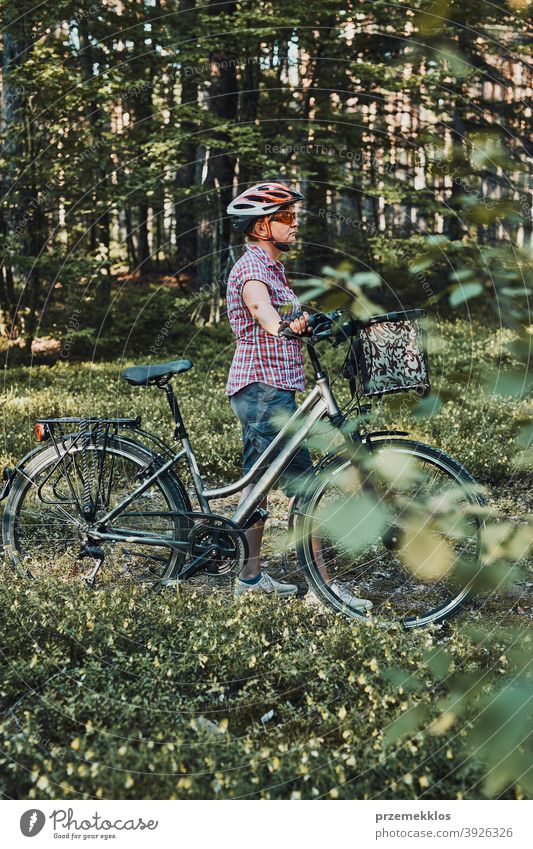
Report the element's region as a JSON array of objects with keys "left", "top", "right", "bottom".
[
  {"left": 0, "top": 313, "right": 531, "bottom": 799},
  {"left": 0, "top": 576, "right": 525, "bottom": 800}
]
